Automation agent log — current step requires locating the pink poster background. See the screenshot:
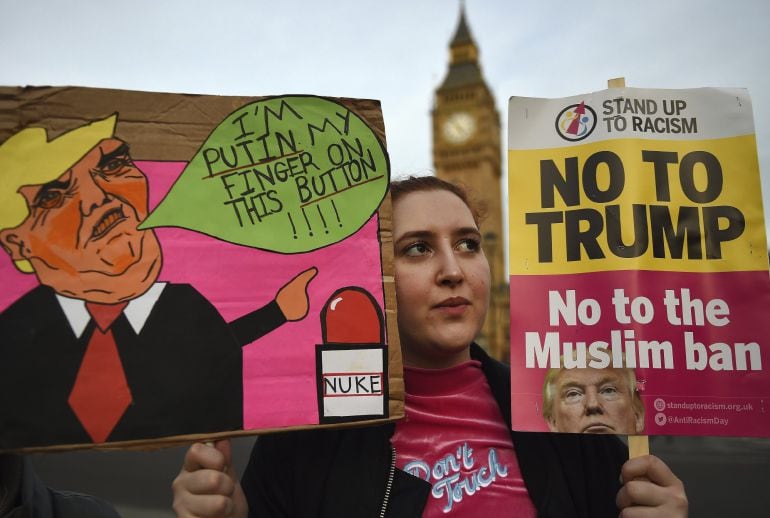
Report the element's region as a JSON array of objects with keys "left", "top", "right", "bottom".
[
  {"left": 0, "top": 161, "right": 386, "bottom": 430},
  {"left": 510, "top": 269, "right": 770, "bottom": 437}
]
